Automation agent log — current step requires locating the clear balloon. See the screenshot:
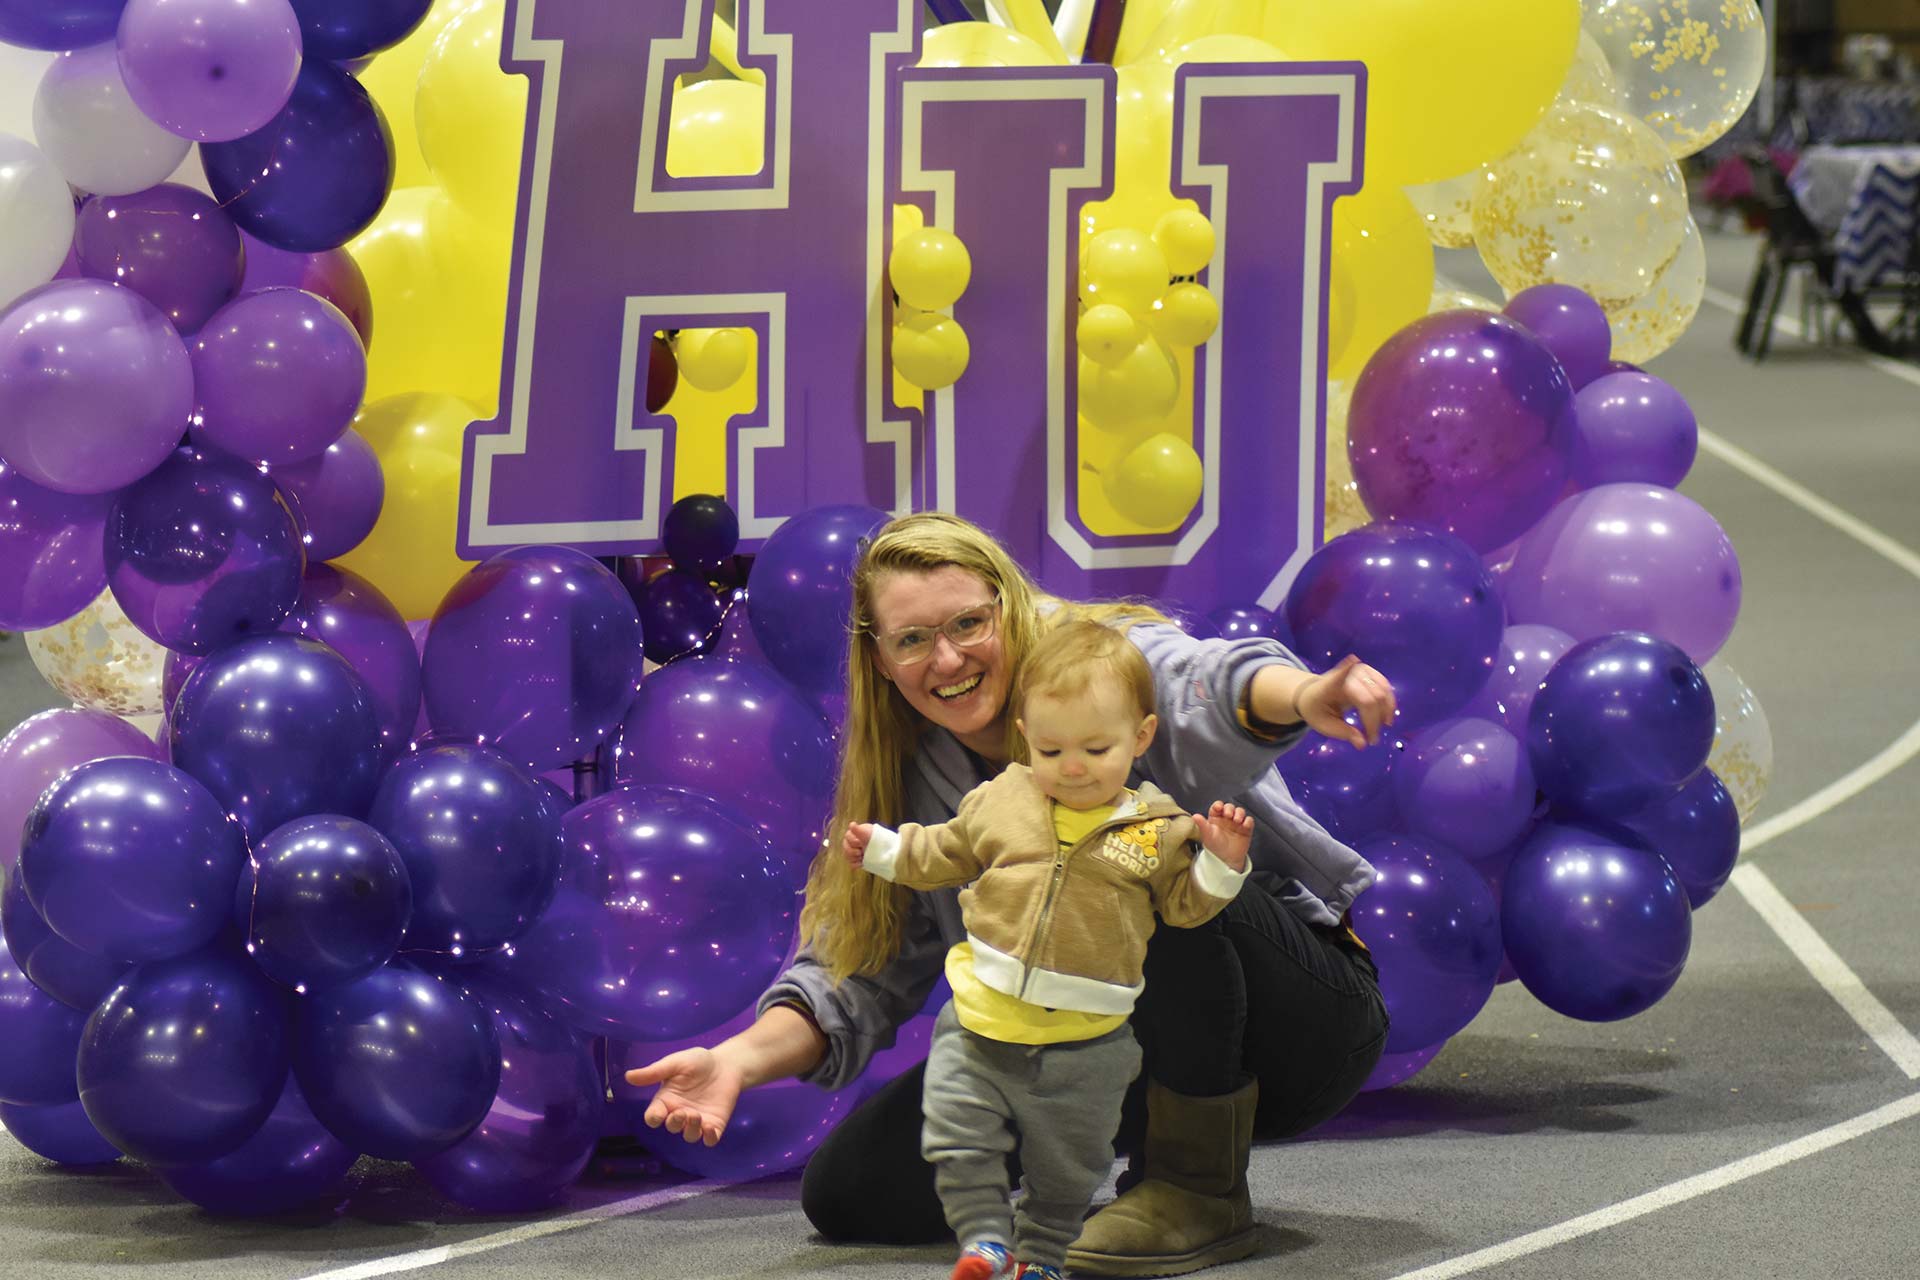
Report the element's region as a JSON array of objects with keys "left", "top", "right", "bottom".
[
  {"left": 1701, "top": 657, "right": 1772, "bottom": 826},
  {"left": 191, "top": 289, "right": 368, "bottom": 464},
  {"left": 1457, "top": 623, "right": 1576, "bottom": 738},
  {"left": 1393, "top": 717, "right": 1537, "bottom": 861},
  {"left": 1404, "top": 170, "right": 1480, "bottom": 250},
  {"left": 0, "top": 707, "right": 163, "bottom": 872},
  {"left": 32, "top": 42, "right": 192, "bottom": 196},
  {"left": 270, "top": 428, "right": 386, "bottom": 564},
  {"left": 1570, "top": 371, "right": 1697, "bottom": 490},
  {"left": 3, "top": 862, "right": 129, "bottom": 1010},
  {"left": 156, "top": 1075, "right": 359, "bottom": 1215},
  {"left": 0, "top": 465, "right": 112, "bottom": 632},
  {"left": 332, "top": 393, "right": 480, "bottom": 620},
  {"left": 1613, "top": 769, "right": 1740, "bottom": 908},
  {"left": 1603, "top": 214, "right": 1705, "bottom": 364},
  {"left": 1582, "top": 0, "right": 1767, "bottom": 158},
  {"left": 1350, "top": 835, "right": 1502, "bottom": 1054},
  {"left": 634, "top": 569, "right": 724, "bottom": 665},
  {"left": 1274, "top": 731, "right": 1396, "bottom": 845},
  {"left": 115, "top": 0, "right": 302, "bottom": 142},
  {"left": 287, "top": 0, "right": 433, "bottom": 60},
  {"left": 0, "top": 928, "right": 88, "bottom": 1105},
  {"left": 240, "top": 815, "right": 412, "bottom": 990},
  {"left": 280, "top": 564, "right": 421, "bottom": 758},
  {"left": 0, "top": 1098, "right": 121, "bottom": 1164},
  {"left": 745, "top": 505, "right": 891, "bottom": 698},
  {"left": 0, "top": 134, "right": 76, "bottom": 310},
  {"left": 1560, "top": 28, "right": 1625, "bottom": 110},
  {"left": 72, "top": 184, "right": 243, "bottom": 332},
  {"left": 1503, "top": 283, "right": 1614, "bottom": 390}
]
